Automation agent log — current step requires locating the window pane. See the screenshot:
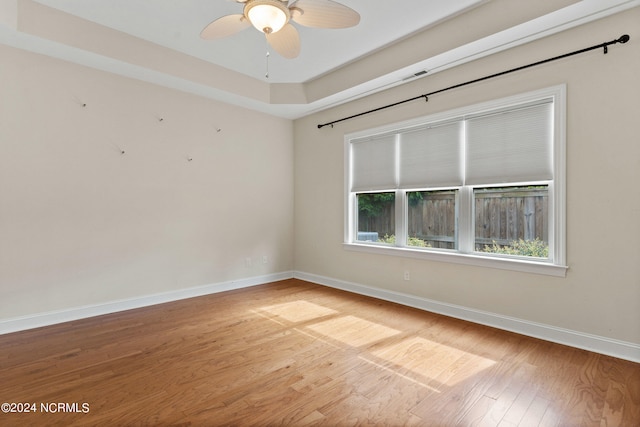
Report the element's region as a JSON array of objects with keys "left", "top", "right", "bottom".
[
  {"left": 474, "top": 186, "right": 549, "bottom": 258},
  {"left": 407, "top": 190, "right": 457, "bottom": 249},
  {"left": 357, "top": 192, "right": 395, "bottom": 244}
]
